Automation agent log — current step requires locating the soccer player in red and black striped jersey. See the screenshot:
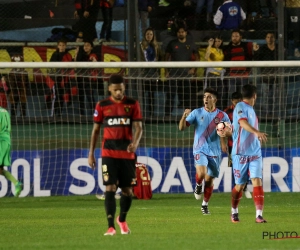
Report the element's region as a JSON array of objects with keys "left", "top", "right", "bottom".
[{"left": 88, "top": 74, "right": 143, "bottom": 236}]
